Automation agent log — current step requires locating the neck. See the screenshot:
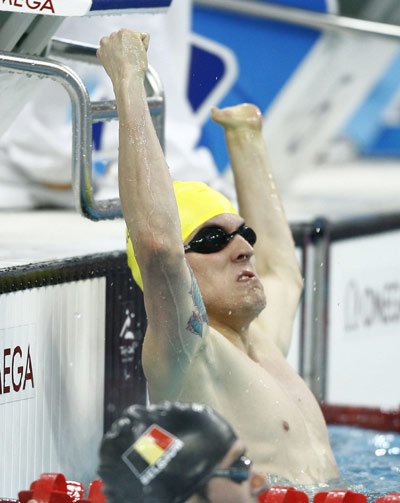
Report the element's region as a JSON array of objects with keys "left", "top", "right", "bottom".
[{"left": 208, "top": 315, "right": 251, "bottom": 354}]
